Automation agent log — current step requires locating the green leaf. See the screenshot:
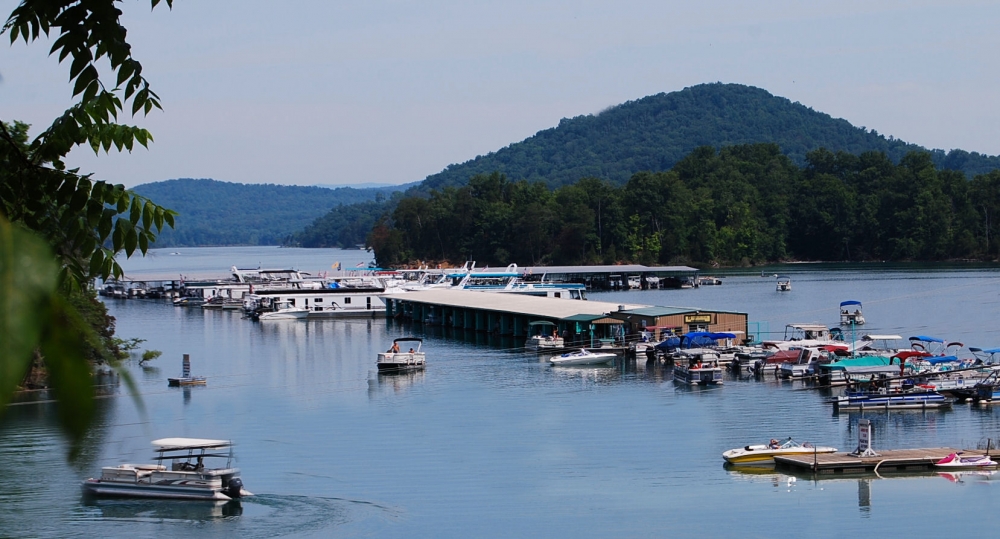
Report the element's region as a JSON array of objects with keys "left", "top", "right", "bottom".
[
  {"left": 40, "top": 296, "right": 96, "bottom": 453},
  {"left": 73, "top": 65, "right": 98, "bottom": 97},
  {"left": 129, "top": 196, "right": 141, "bottom": 224},
  {"left": 88, "top": 250, "right": 104, "bottom": 277},
  {"left": 124, "top": 227, "right": 137, "bottom": 258},
  {"left": 140, "top": 201, "right": 152, "bottom": 230},
  {"left": 98, "top": 209, "right": 115, "bottom": 241},
  {"left": 0, "top": 217, "right": 59, "bottom": 409}
]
